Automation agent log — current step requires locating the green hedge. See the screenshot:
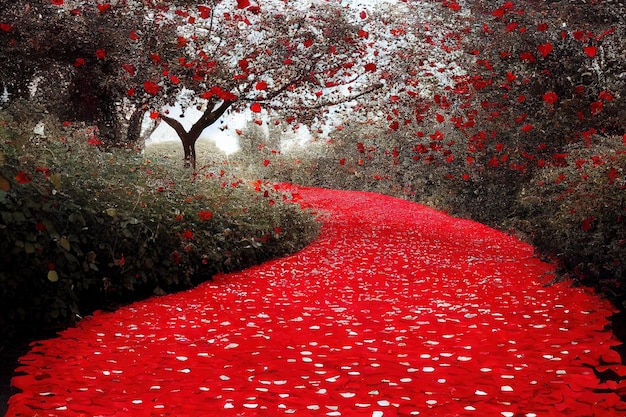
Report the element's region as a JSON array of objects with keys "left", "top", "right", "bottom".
[{"left": 0, "top": 116, "right": 320, "bottom": 343}]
